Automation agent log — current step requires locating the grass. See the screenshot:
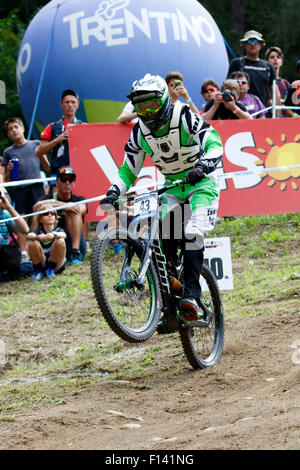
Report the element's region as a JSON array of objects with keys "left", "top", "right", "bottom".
[{"left": 0, "top": 212, "right": 299, "bottom": 417}]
